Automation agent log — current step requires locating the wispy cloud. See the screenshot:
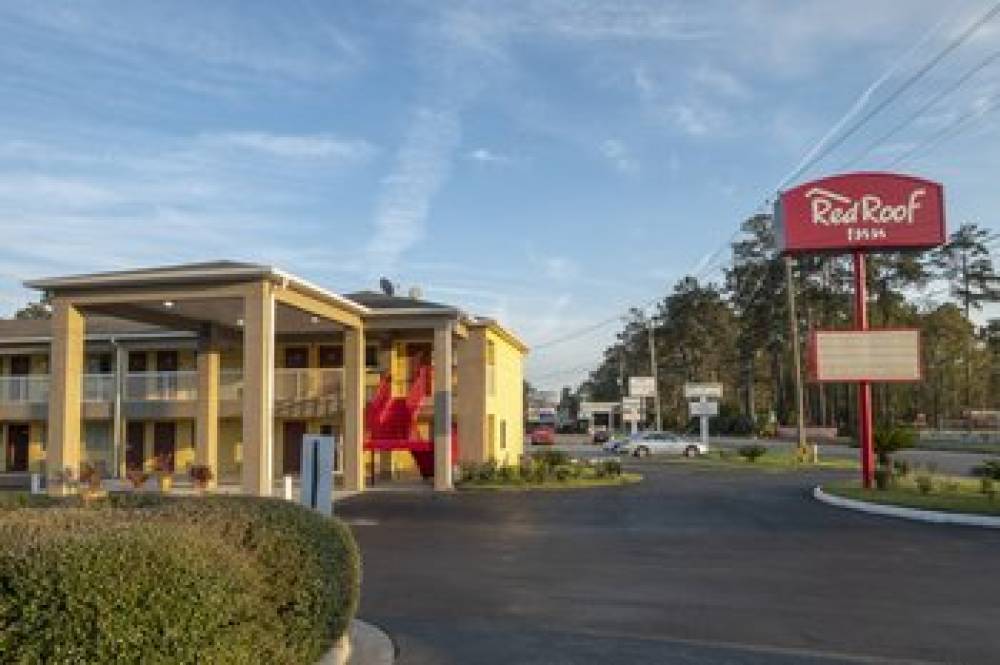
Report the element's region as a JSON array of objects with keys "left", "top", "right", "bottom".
[
  {"left": 600, "top": 139, "right": 639, "bottom": 174},
  {"left": 365, "top": 108, "right": 463, "bottom": 272},
  {"left": 206, "top": 132, "right": 376, "bottom": 161},
  {"left": 467, "top": 147, "right": 511, "bottom": 164}
]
